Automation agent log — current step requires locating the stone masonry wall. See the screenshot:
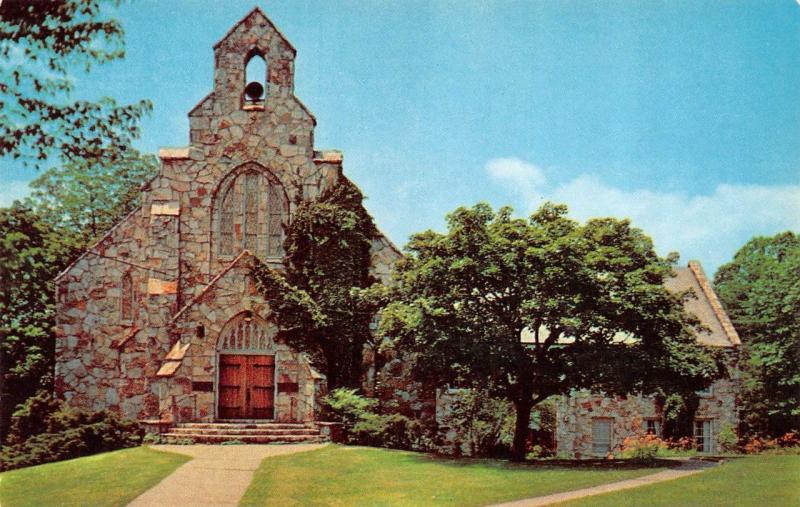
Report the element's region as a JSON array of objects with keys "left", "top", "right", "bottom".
[
  {"left": 556, "top": 376, "right": 740, "bottom": 458},
  {"left": 54, "top": 9, "right": 399, "bottom": 423}
]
